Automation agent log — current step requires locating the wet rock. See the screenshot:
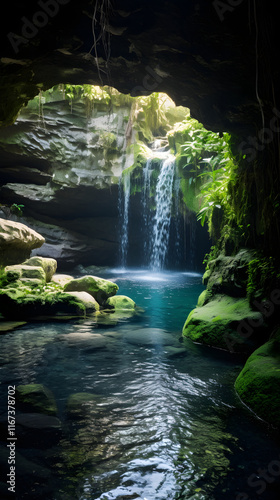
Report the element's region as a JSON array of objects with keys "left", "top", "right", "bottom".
[
  {"left": 0, "top": 218, "right": 45, "bottom": 266},
  {"left": 15, "top": 413, "right": 62, "bottom": 448},
  {"left": 5, "top": 264, "right": 46, "bottom": 283},
  {"left": 0, "top": 287, "right": 95, "bottom": 319},
  {"left": 182, "top": 294, "right": 264, "bottom": 353},
  {"left": 124, "top": 327, "right": 176, "bottom": 346},
  {"left": 66, "top": 392, "right": 104, "bottom": 420},
  {"left": 235, "top": 331, "right": 280, "bottom": 427},
  {"left": 51, "top": 273, "right": 73, "bottom": 287},
  {"left": 15, "top": 384, "right": 58, "bottom": 416},
  {"left": 0, "top": 320, "right": 26, "bottom": 333},
  {"left": 61, "top": 332, "right": 107, "bottom": 350},
  {"left": 105, "top": 295, "right": 136, "bottom": 311},
  {"left": 64, "top": 275, "right": 119, "bottom": 306}
]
